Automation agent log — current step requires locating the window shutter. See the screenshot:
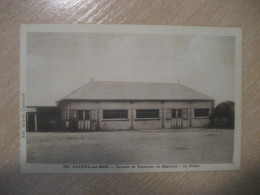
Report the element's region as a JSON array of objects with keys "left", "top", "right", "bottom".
[
  {"left": 73, "top": 110, "right": 77, "bottom": 119},
  {"left": 166, "top": 110, "right": 172, "bottom": 120},
  {"left": 90, "top": 110, "right": 95, "bottom": 121},
  {"left": 69, "top": 110, "right": 73, "bottom": 119},
  {"left": 182, "top": 109, "right": 188, "bottom": 119},
  {"left": 62, "top": 109, "right": 65, "bottom": 121},
  {"left": 65, "top": 109, "right": 69, "bottom": 120}
]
